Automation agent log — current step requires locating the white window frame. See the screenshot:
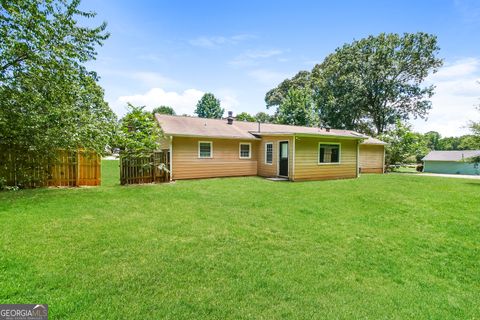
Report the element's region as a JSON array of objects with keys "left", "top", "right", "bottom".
[
  {"left": 239, "top": 142, "right": 251, "bottom": 159},
  {"left": 198, "top": 141, "right": 213, "bottom": 158},
  {"left": 318, "top": 142, "right": 341, "bottom": 165},
  {"left": 265, "top": 142, "right": 273, "bottom": 165}
]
